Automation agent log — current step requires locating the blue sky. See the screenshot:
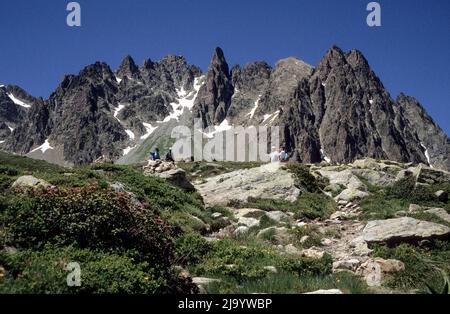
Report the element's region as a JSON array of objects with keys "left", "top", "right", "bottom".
[{"left": 0, "top": 0, "right": 449, "bottom": 134}]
